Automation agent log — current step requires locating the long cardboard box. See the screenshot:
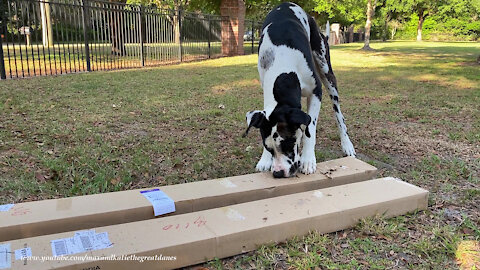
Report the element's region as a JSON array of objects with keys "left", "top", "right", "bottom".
[
  {"left": 3, "top": 177, "right": 428, "bottom": 270},
  {"left": 0, "top": 157, "right": 376, "bottom": 242}
]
